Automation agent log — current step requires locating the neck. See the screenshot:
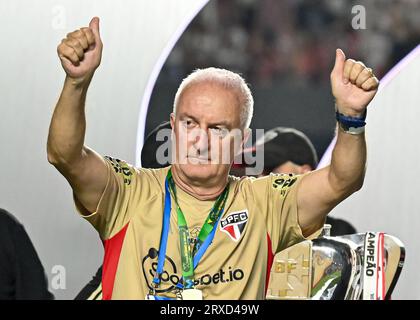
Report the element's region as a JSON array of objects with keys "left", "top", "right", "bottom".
[{"left": 171, "top": 166, "right": 228, "bottom": 201}]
